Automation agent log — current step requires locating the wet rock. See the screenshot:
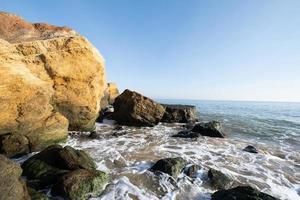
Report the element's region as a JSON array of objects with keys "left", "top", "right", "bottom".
[
  {"left": 161, "top": 104, "right": 197, "bottom": 123},
  {"left": 96, "top": 105, "right": 114, "bottom": 123},
  {"left": 208, "top": 168, "right": 235, "bottom": 190},
  {"left": 113, "top": 89, "right": 165, "bottom": 127},
  {"left": 192, "top": 121, "right": 225, "bottom": 138},
  {"left": 52, "top": 169, "right": 109, "bottom": 200},
  {"left": 22, "top": 145, "right": 96, "bottom": 186},
  {"left": 184, "top": 164, "right": 201, "bottom": 178},
  {"left": 89, "top": 131, "right": 98, "bottom": 139},
  {"left": 243, "top": 145, "right": 258, "bottom": 154},
  {"left": 0, "top": 154, "right": 30, "bottom": 200},
  {"left": 0, "top": 133, "right": 30, "bottom": 158},
  {"left": 58, "top": 146, "right": 97, "bottom": 170},
  {"left": 150, "top": 157, "right": 187, "bottom": 178},
  {"left": 172, "top": 130, "right": 201, "bottom": 138},
  {"left": 211, "top": 186, "right": 279, "bottom": 200}
]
